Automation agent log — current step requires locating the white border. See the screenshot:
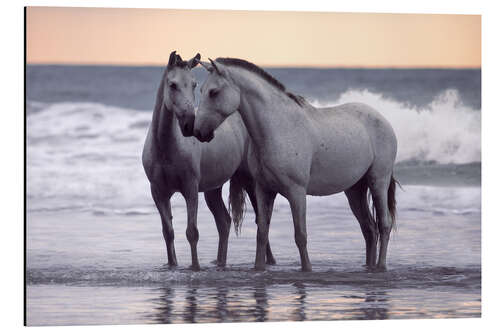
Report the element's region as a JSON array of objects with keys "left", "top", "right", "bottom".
[{"left": 2, "top": 0, "right": 499, "bottom": 332}]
